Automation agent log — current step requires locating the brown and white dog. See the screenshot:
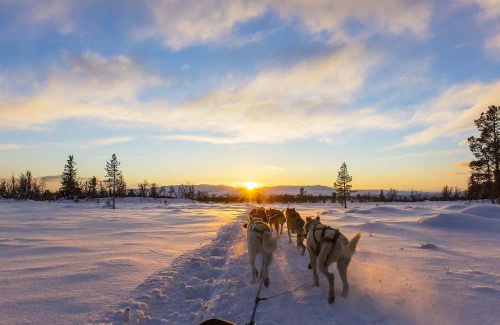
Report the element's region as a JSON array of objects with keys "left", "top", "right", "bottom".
[
  {"left": 305, "top": 216, "right": 361, "bottom": 304},
  {"left": 243, "top": 216, "right": 278, "bottom": 287},
  {"left": 248, "top": 207, "right": 268, "bottom": 223},
  {"left": 266, "top": 208, "right": 286, "bottom": 236},
  {"left": 285, "top": 208, "right": 306, "bottom": 255}
]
